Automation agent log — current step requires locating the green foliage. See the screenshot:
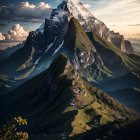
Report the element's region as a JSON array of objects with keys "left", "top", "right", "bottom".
[{"left": 0, "top": 117, "right": 28, "bottom": 140}]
